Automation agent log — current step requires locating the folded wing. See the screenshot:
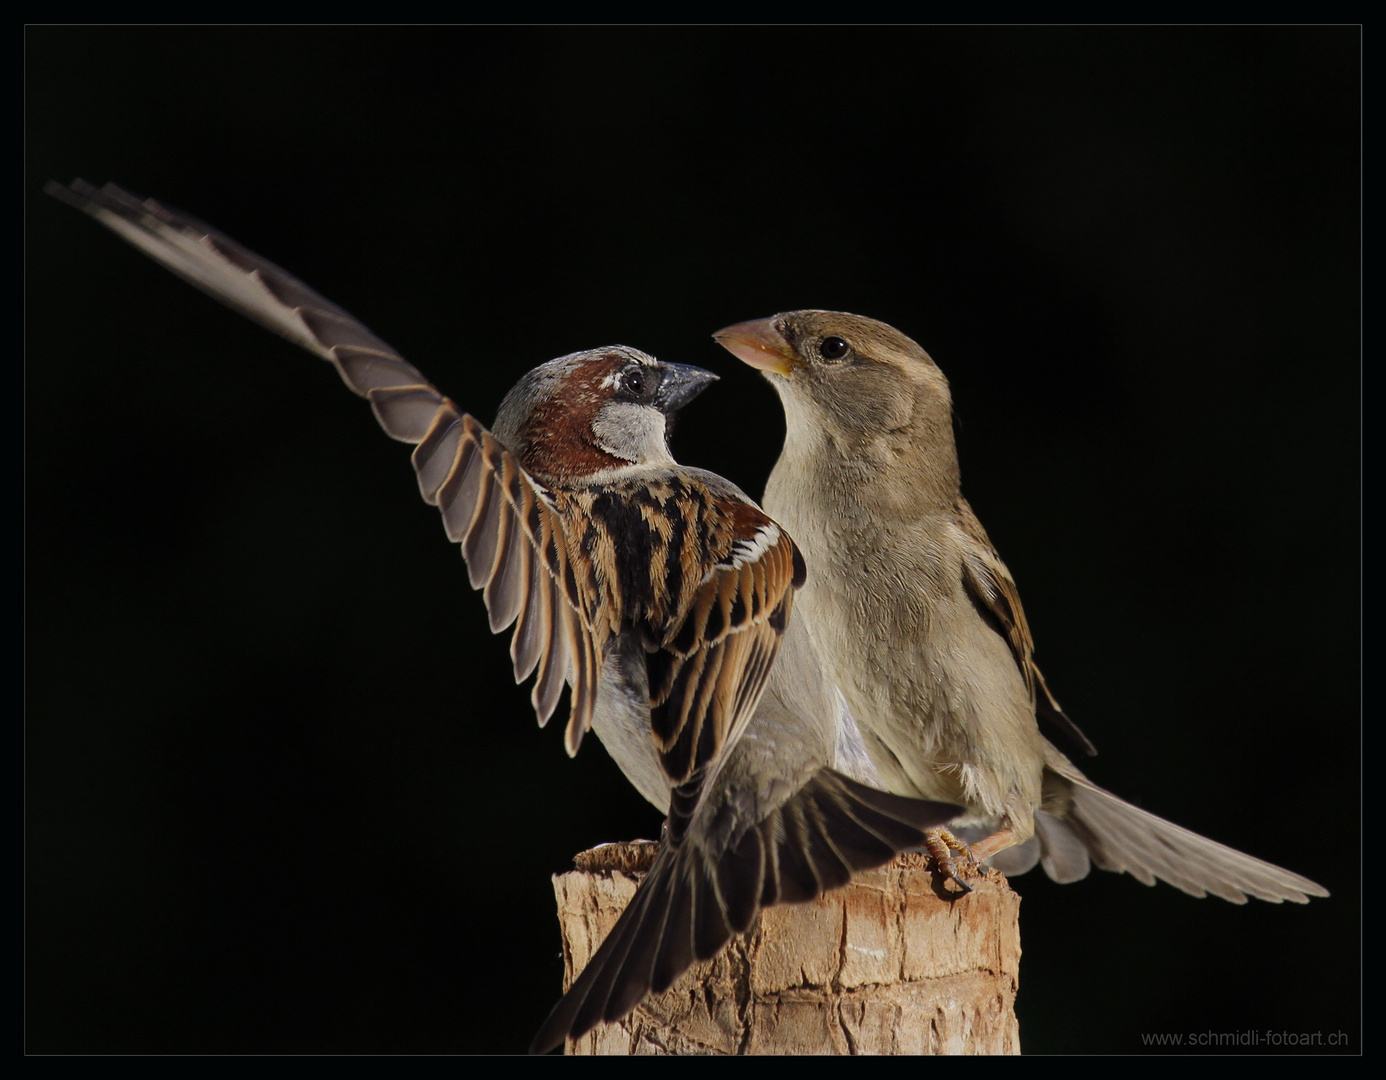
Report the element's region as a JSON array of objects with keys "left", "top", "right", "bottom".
[{"left": 952, "top": 496, "right": 1098, "bottom": 757}]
